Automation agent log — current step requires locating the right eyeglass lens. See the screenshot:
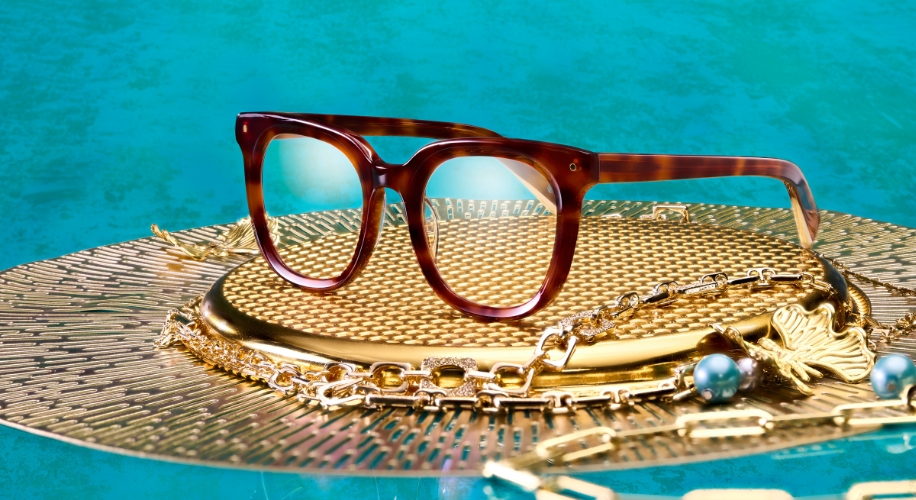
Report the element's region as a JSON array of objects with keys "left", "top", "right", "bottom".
[
  {"left": 262, "top": 134, "right": 364, "bottom": 280},
  {"left": 424, "top": 156, "right": 558, "bottom": 307}
]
